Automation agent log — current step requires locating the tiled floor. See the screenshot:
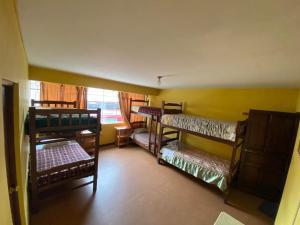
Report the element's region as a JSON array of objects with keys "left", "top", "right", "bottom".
[{"left": 31, "top": 145, "right": 273, "bottom": 225}]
